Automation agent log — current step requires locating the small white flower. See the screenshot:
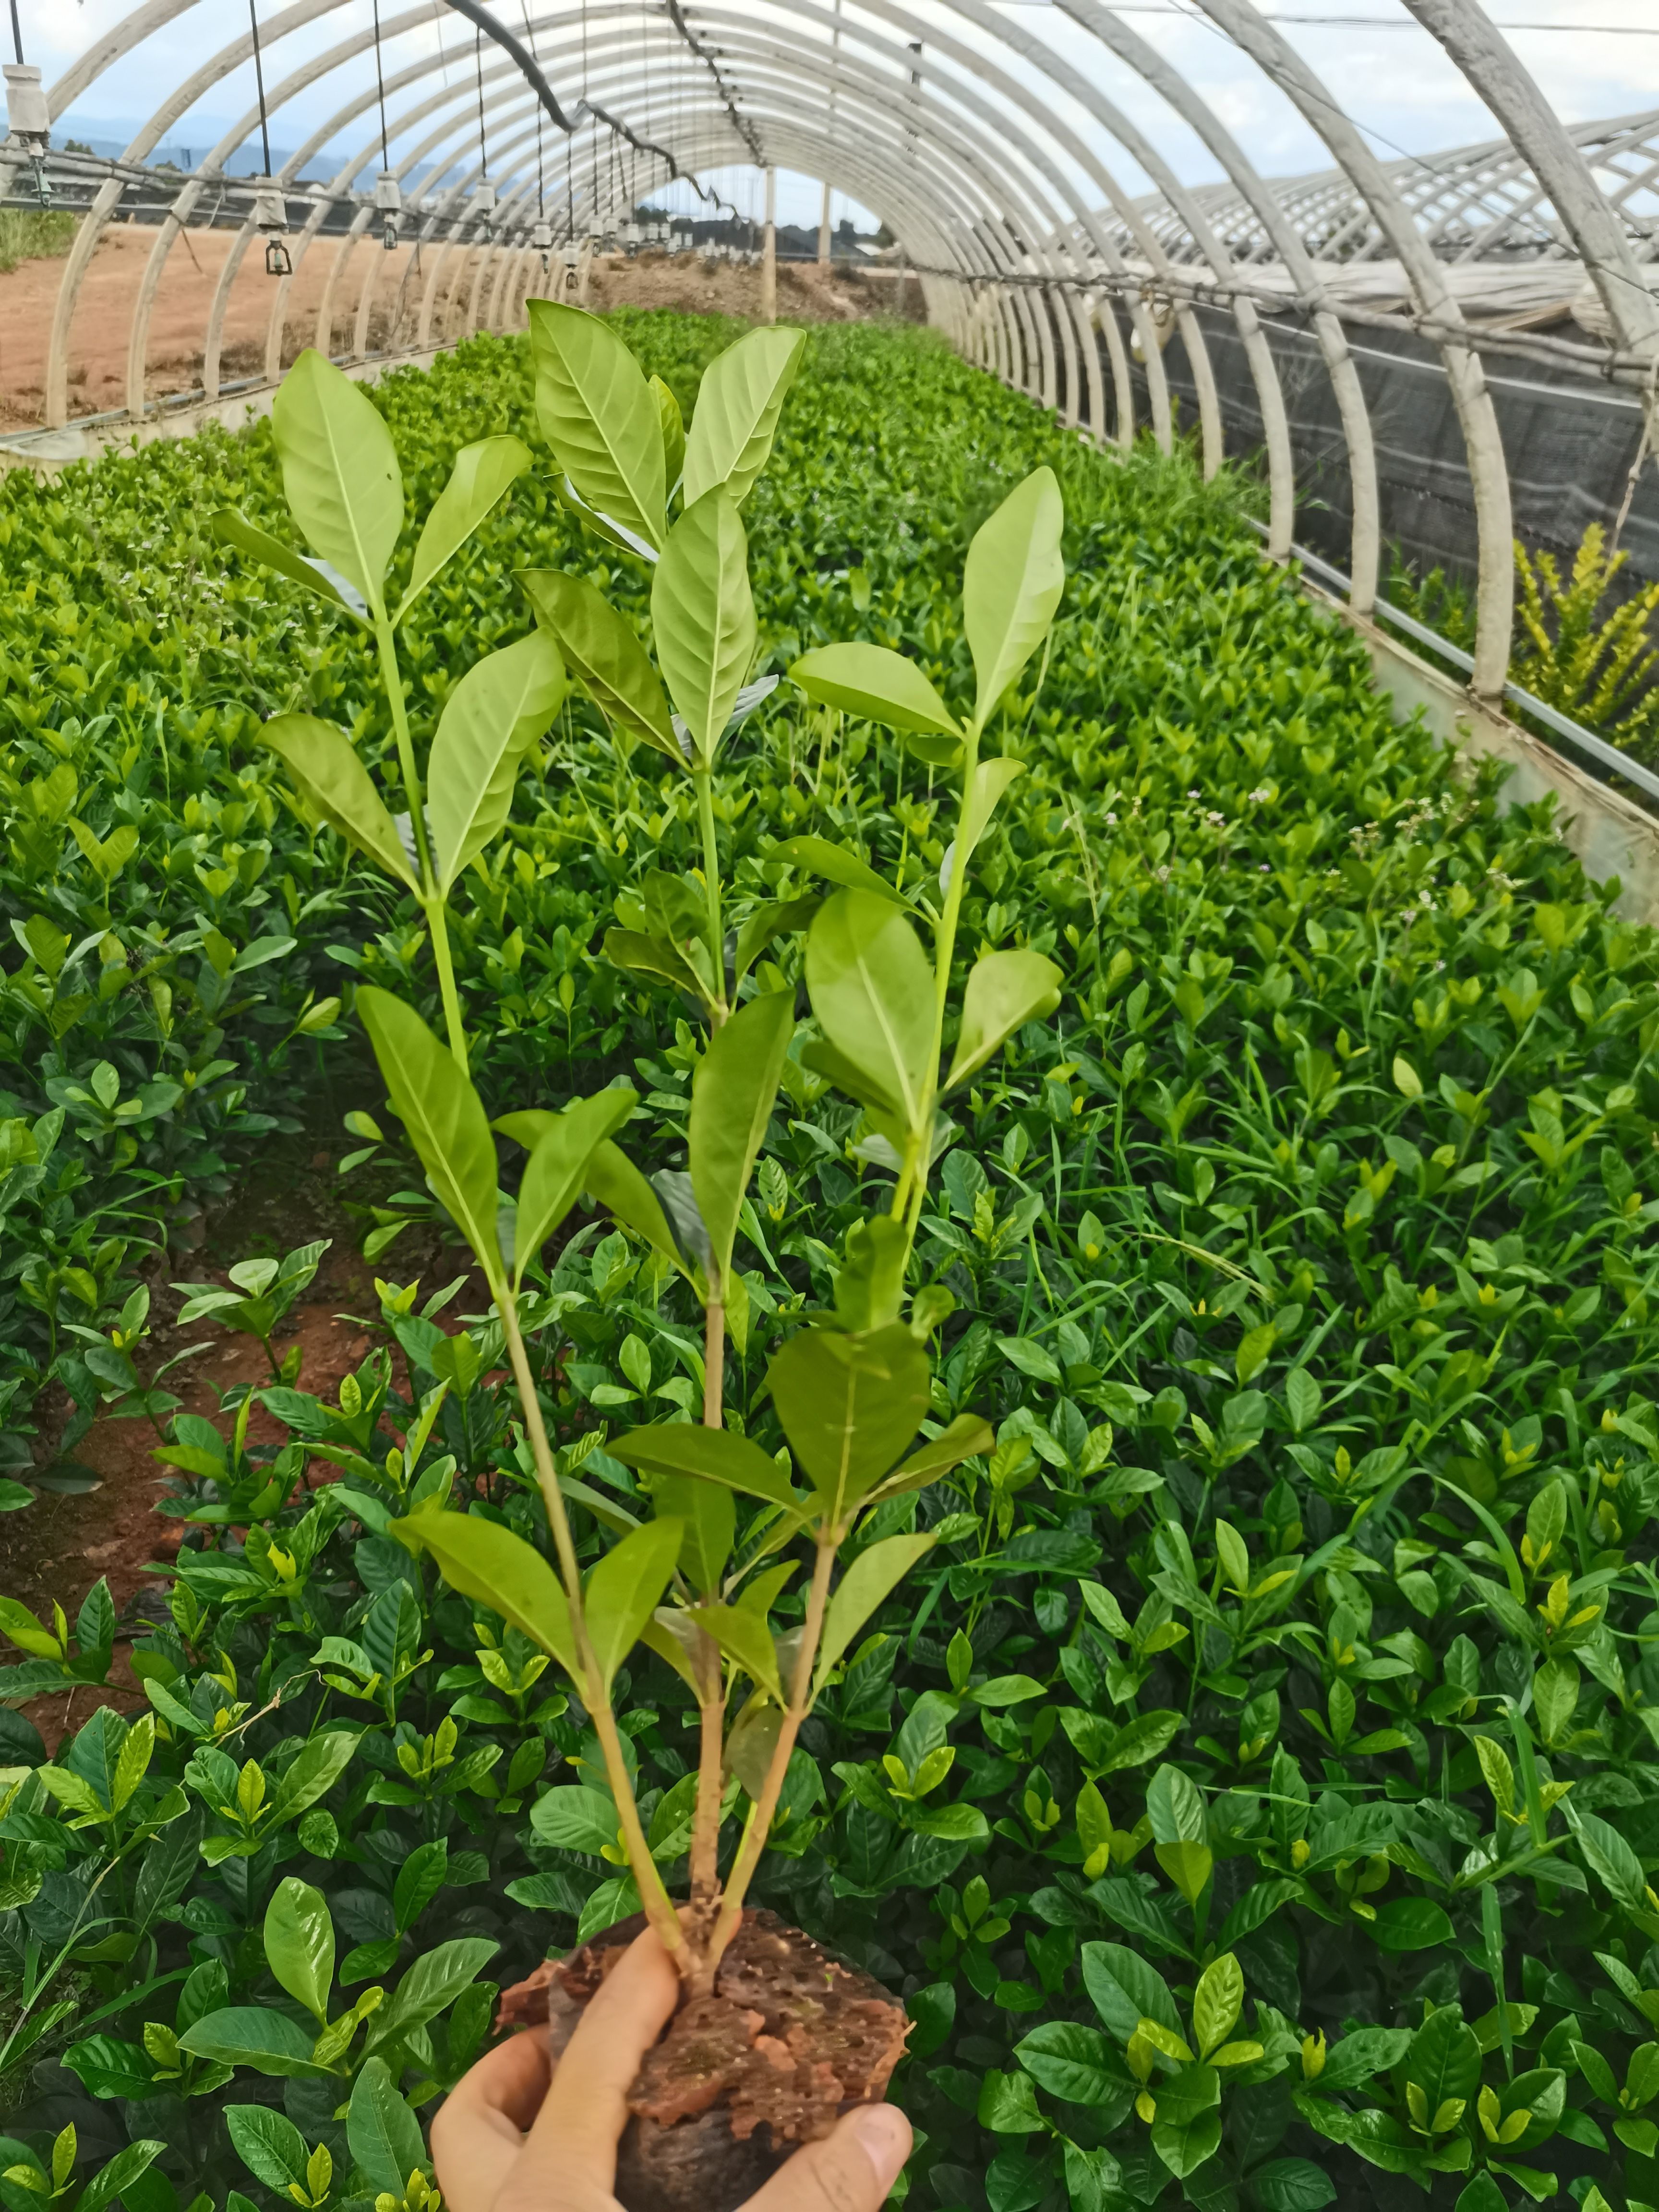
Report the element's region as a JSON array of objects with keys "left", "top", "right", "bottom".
[
  {"left": 1104, "top": 811, "right": 1118, "bottom": 826},
  {"left": 1248, "top": 786, "right": 1272, "bottom": 805}
]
